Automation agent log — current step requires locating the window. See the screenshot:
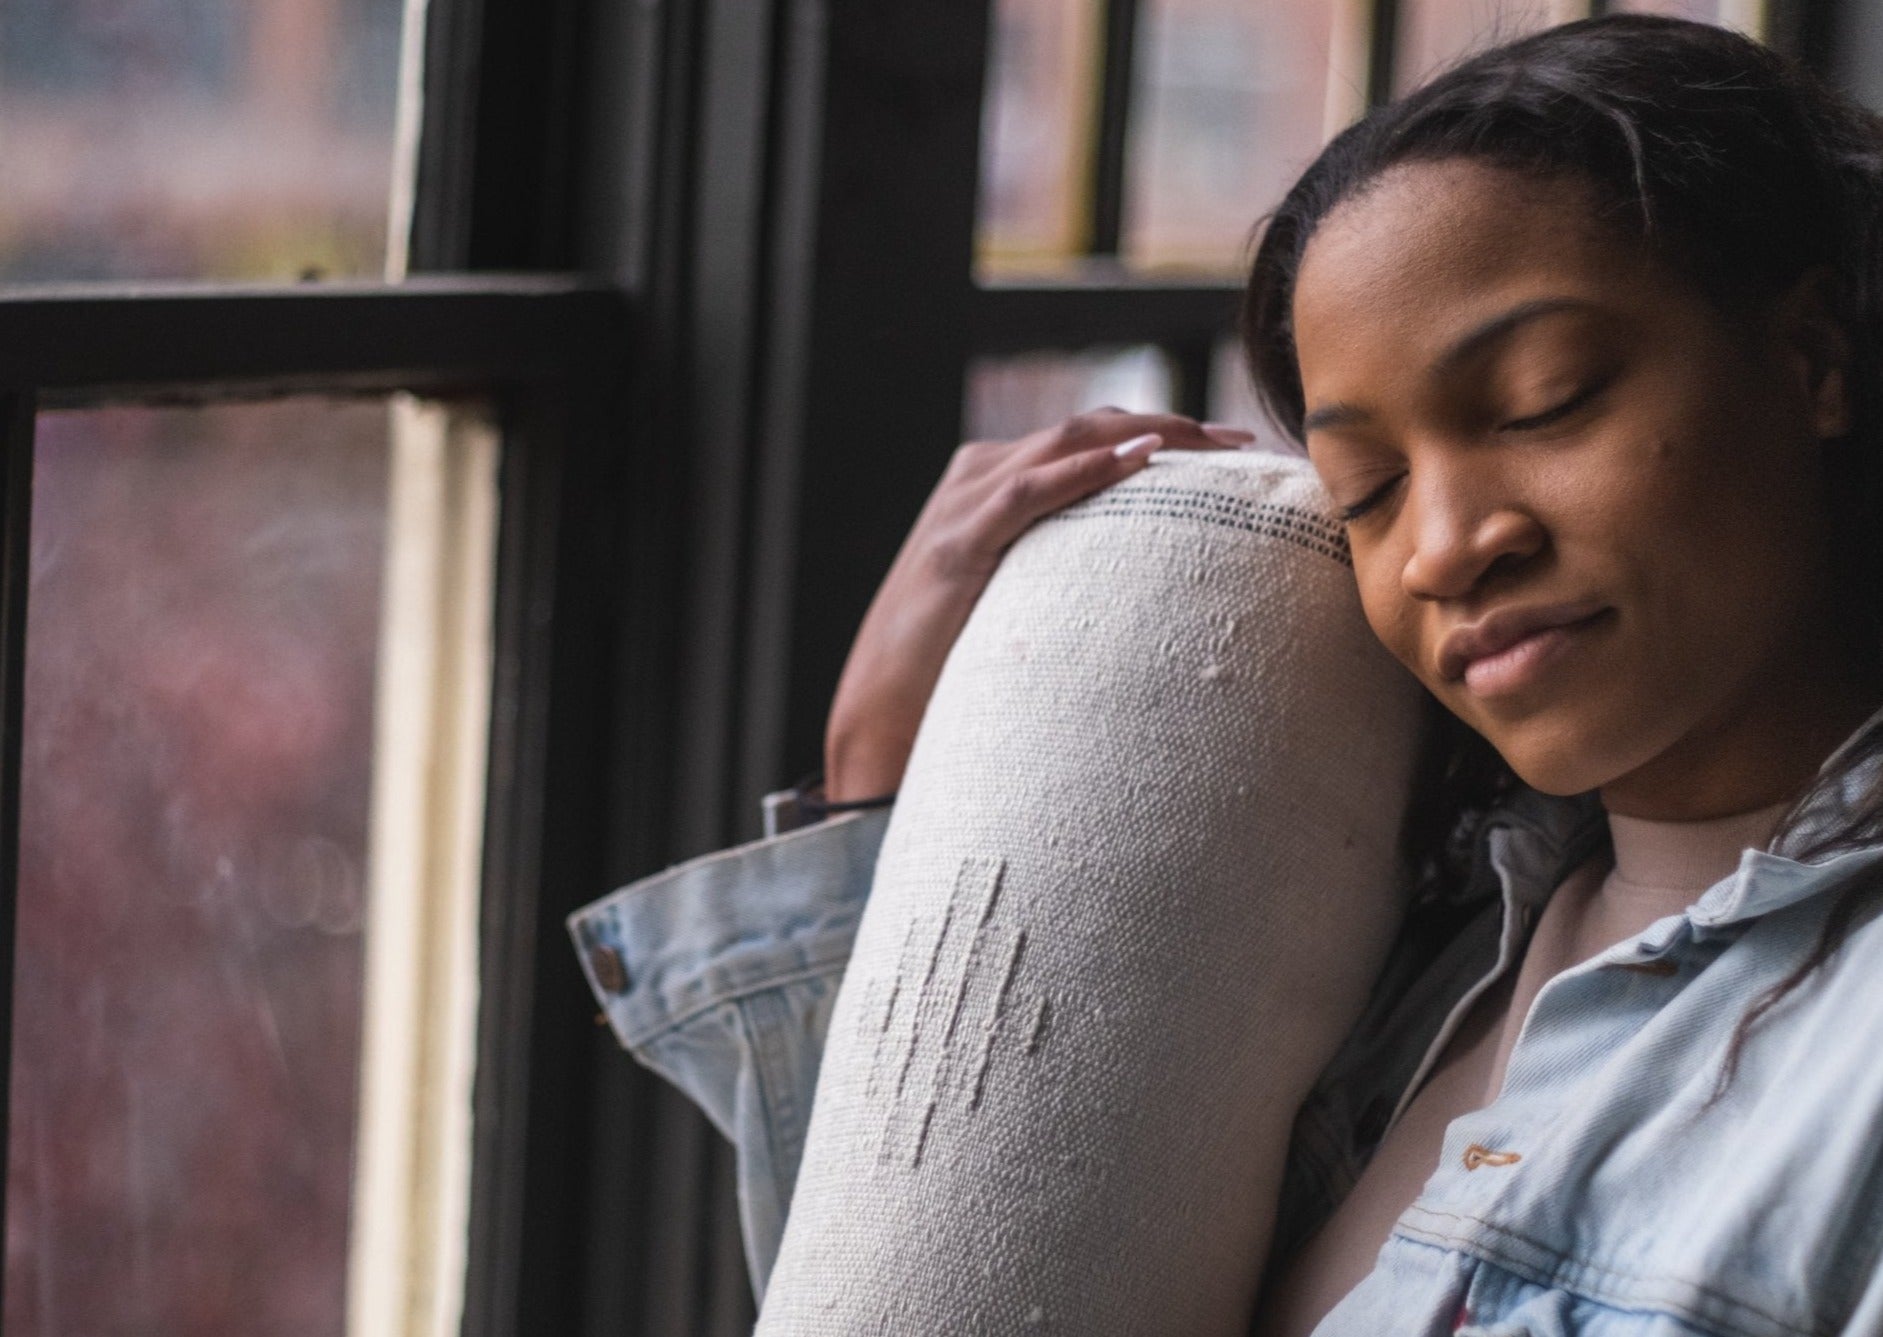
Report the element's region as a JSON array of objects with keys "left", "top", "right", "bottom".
[
  {"left": 0, "top": 1, "right": 627, "bottom": 1334},
  {"left": 17, "top": 398, "right": 401, "bottom": 1335}
]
